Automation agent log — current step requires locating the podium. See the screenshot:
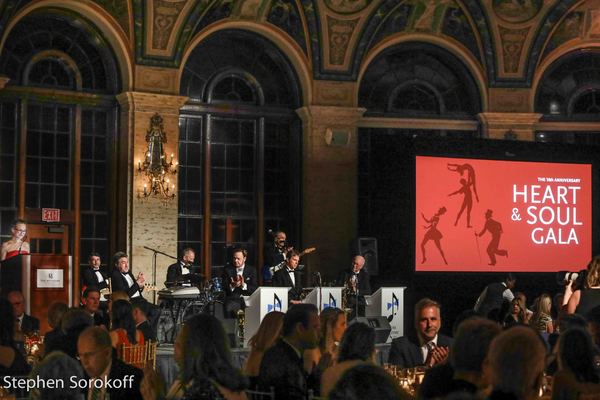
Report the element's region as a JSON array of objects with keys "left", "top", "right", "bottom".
[
  {"left": 365, "top": 287, "right": 406, "bottom": 342},
  {"left": 243, "top": 287, "right": 289, "bottom": 347},
  {"left": 302, "top": 287, "right": 343, "bottom": 311},
  {"left": 0, "top": 254, "right": 71, "bottom": 333}
]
